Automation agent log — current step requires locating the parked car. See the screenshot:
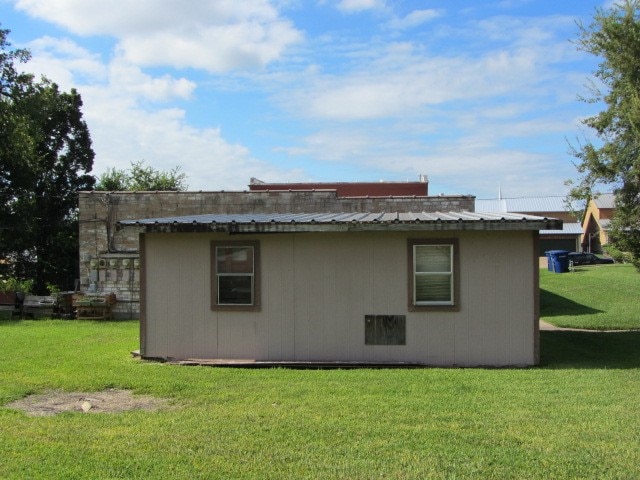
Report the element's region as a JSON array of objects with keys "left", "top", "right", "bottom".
[{"left": 568, "top": 252, "right": 615, "bottom": 266}]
